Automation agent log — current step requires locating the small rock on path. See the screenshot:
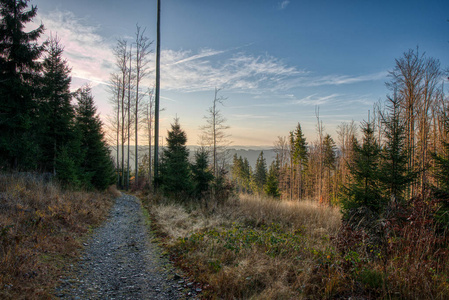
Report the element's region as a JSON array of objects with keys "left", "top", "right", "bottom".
[{"left": 55, "top": 194, "right": 192, "bottom": 299}]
